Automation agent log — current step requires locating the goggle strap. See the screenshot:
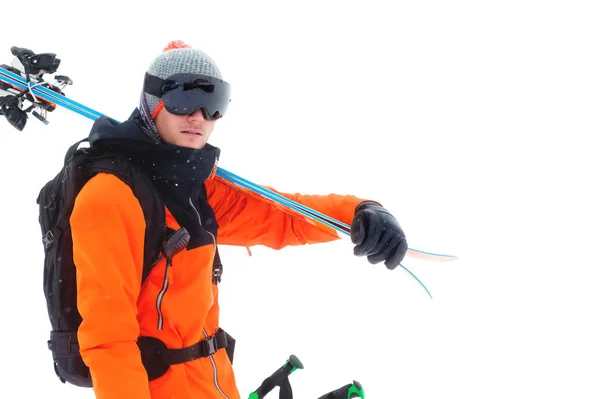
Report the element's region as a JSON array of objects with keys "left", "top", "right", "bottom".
[{"left": 151, "top": 100, "right": 165, "bottom": 119}]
